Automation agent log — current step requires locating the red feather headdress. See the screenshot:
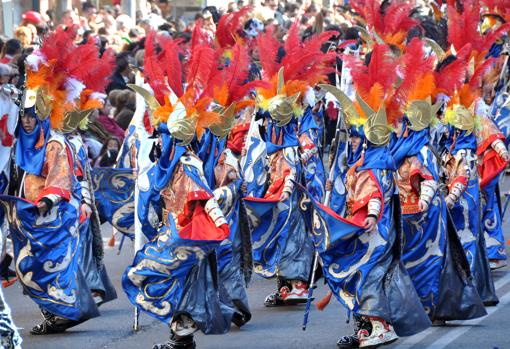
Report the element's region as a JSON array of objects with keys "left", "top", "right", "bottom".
[
  {"left": 256, "top": 22, "right": 337, "bottom": 107},
  {"left": 447, "top": 0, "right": 510, "bottom": 65},
  {"left": 350, "top": 0, "right": 418, "bottom": 48},
  {"left": 216, "top": 6, "right": 252, "bottom": 48},
  {"left": 344, "top": 43, "right": 399, "bottom": 124},
  {"left": 26, "top": 26, "right": 115, "bottom": 130}
]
